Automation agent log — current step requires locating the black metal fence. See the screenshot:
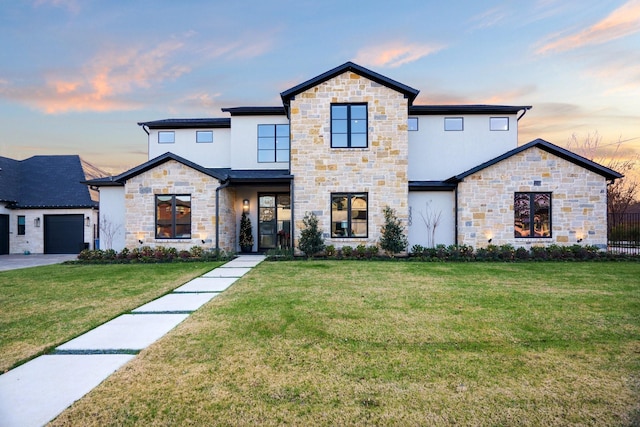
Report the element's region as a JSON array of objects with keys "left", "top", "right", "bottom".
[{"left": 608, "top": 213, "right": 640, "bottom": 254}]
